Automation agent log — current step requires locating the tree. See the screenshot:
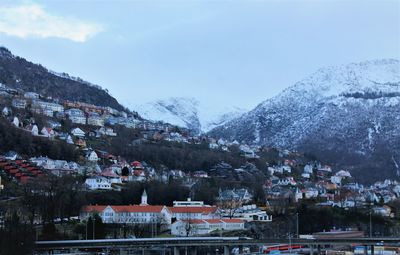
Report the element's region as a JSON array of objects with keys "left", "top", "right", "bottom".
[
  {"left": 121, "top": 166, "right": 129, "bottom": 176},
  {"left": 0, "top": 211, "right": 34, "bottom": 254},
  {"left": 87, "top": 214, "right": 105, "bottom": 239}
]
